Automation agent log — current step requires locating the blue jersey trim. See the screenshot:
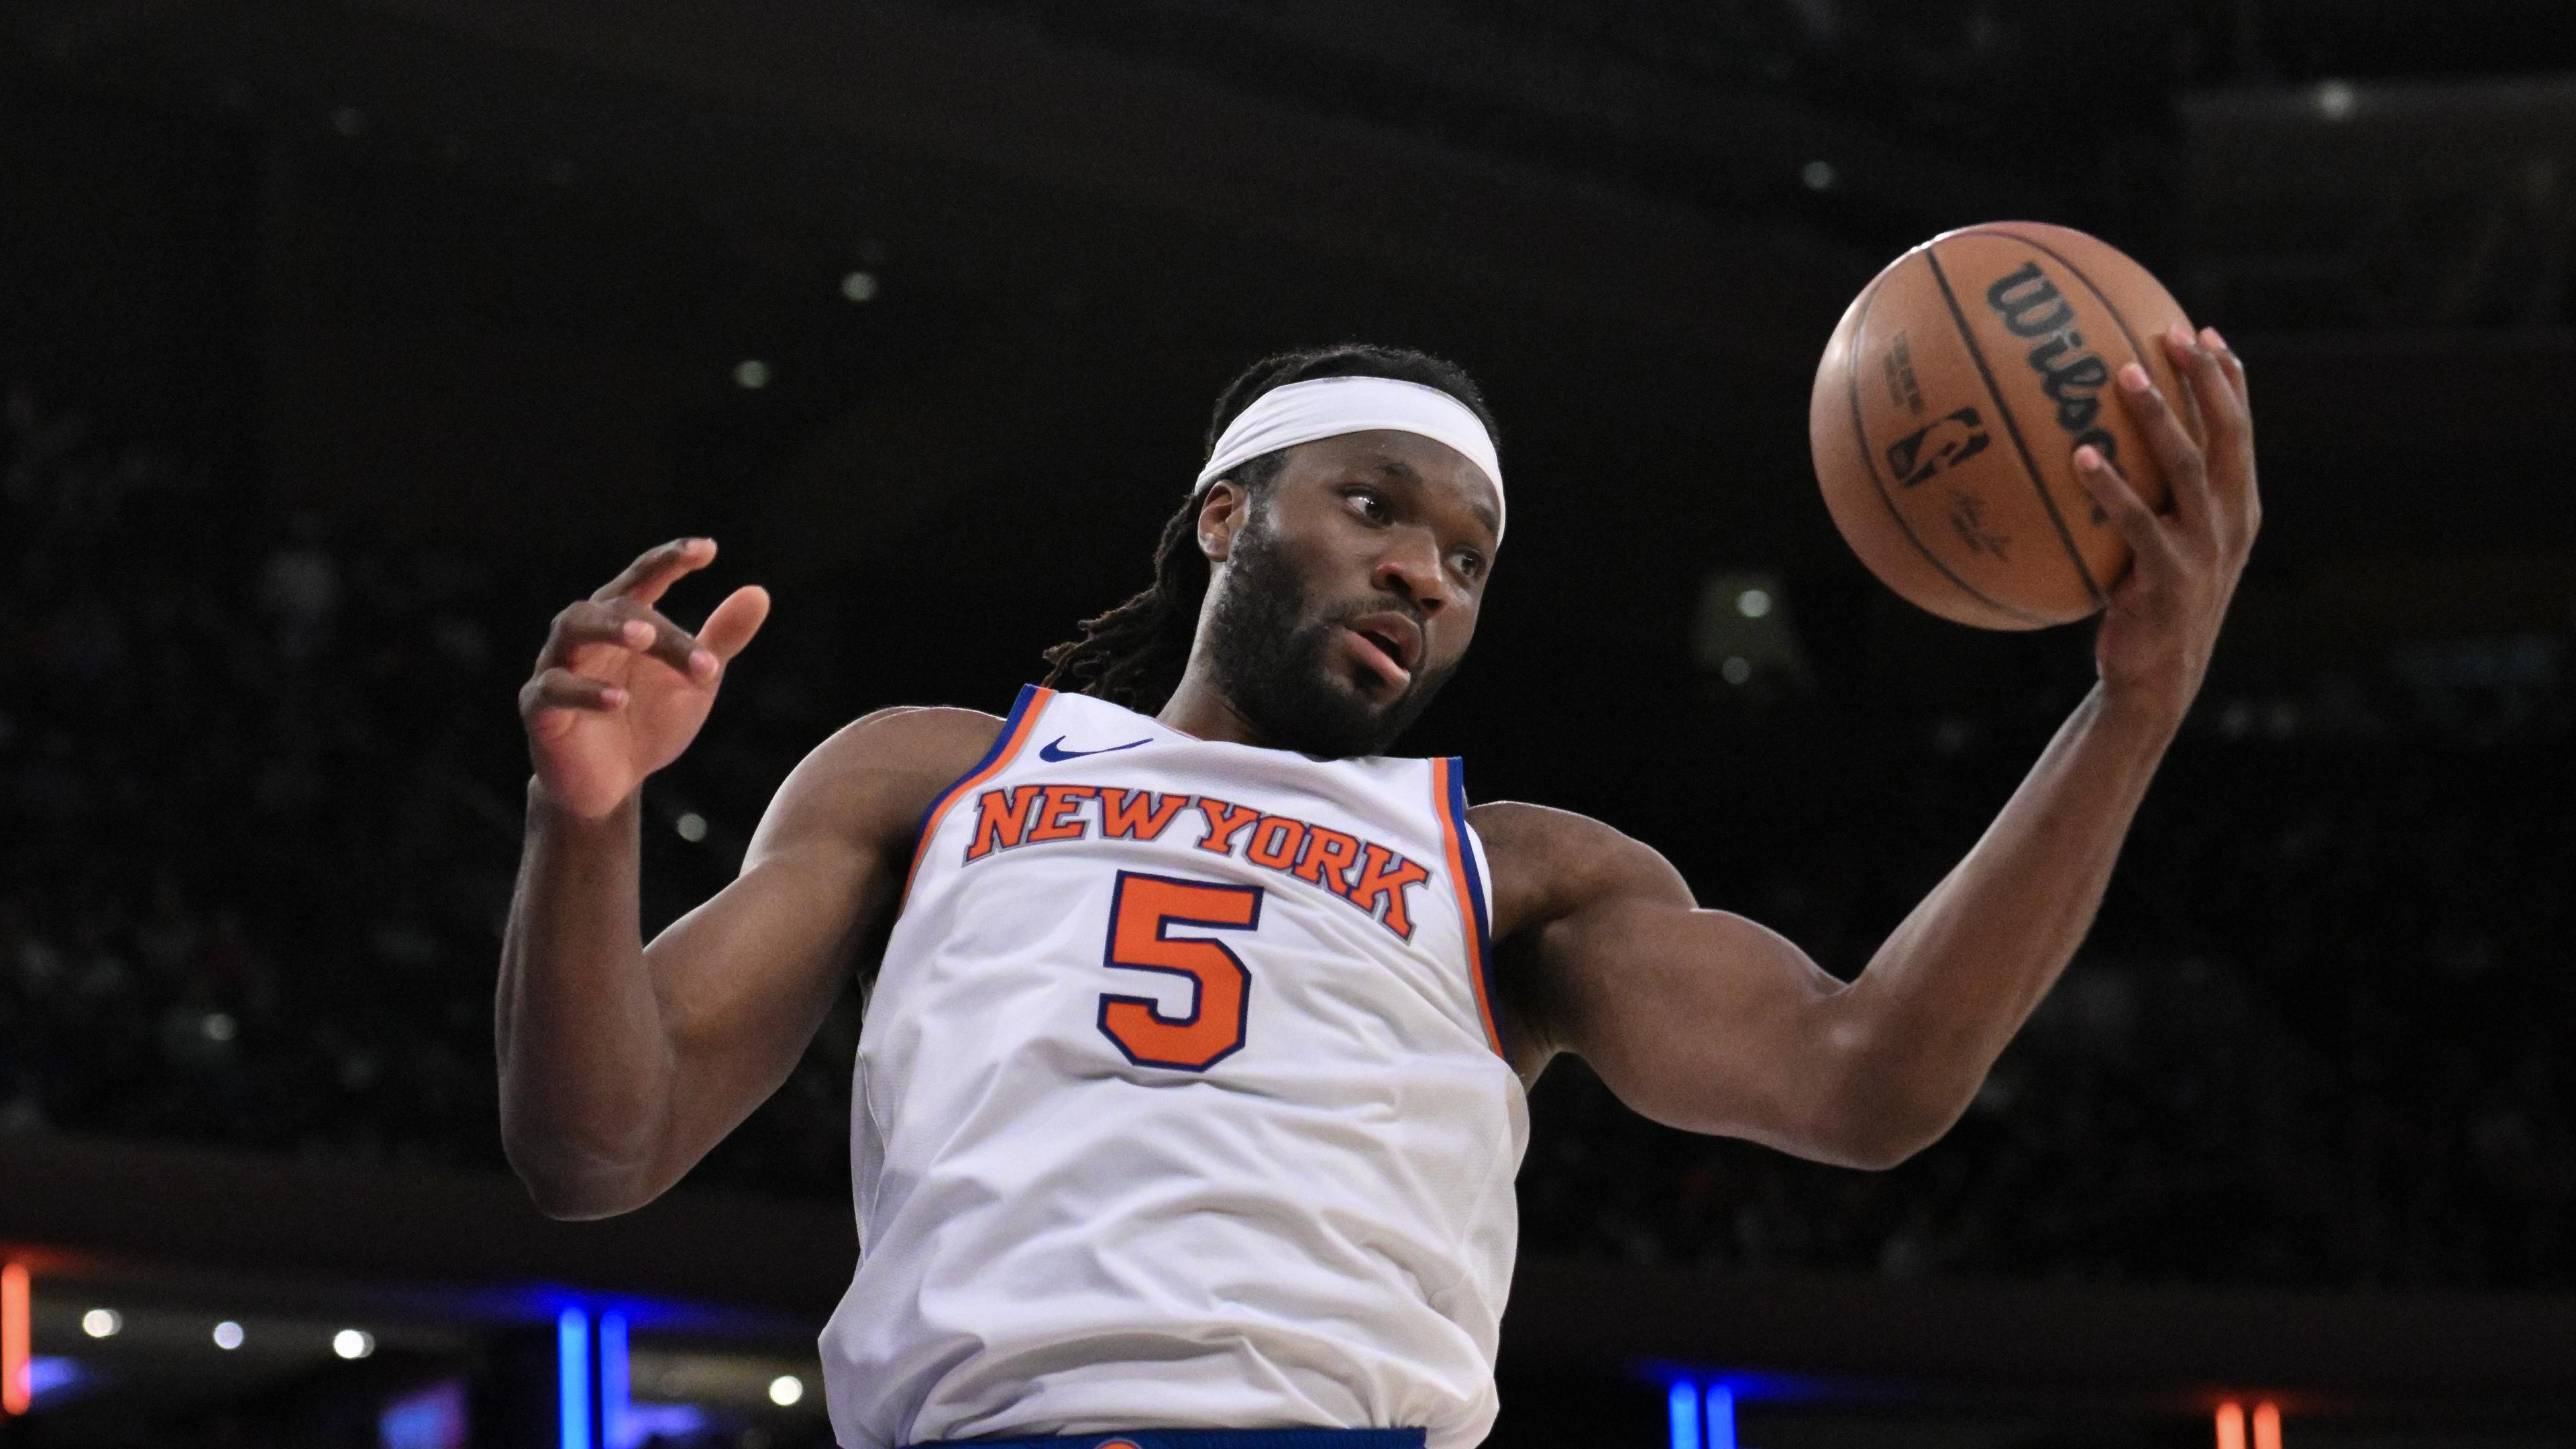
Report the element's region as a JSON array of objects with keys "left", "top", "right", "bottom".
[
  {"left": 1443, "top": 755, "right": 1503, "bottom": 1060},
  {"left": 901, "top": 683, "right": 1045, "bottom": 898}
]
